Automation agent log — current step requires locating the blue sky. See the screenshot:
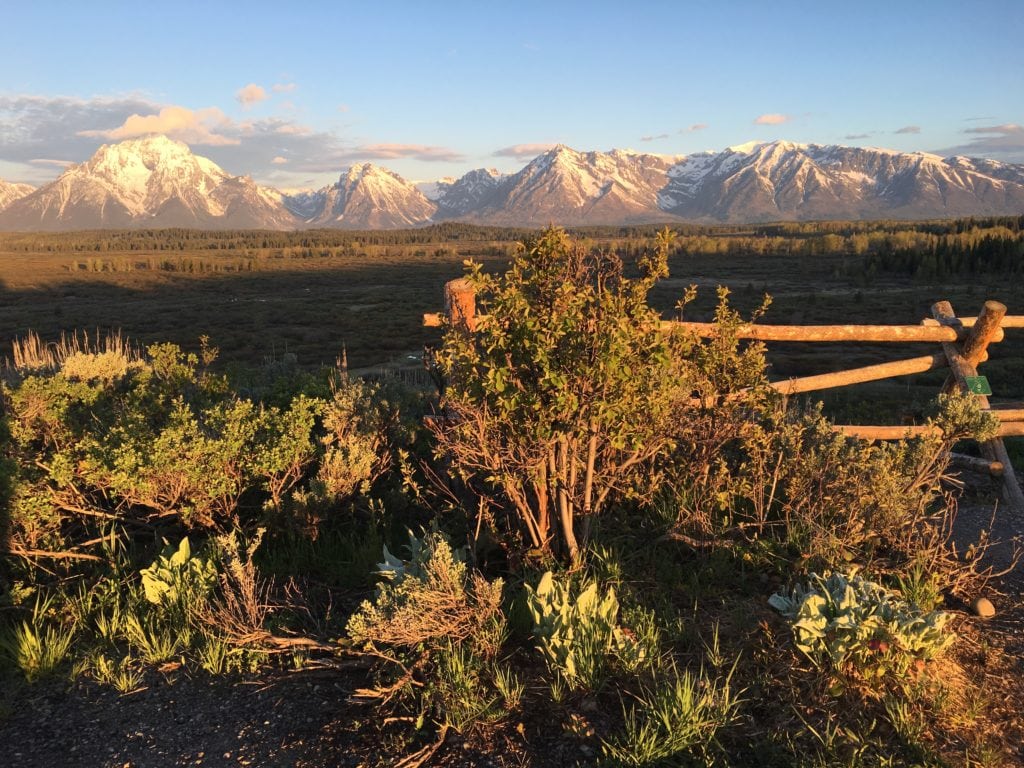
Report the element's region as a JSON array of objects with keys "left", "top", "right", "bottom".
[{"left": 2, "top": 0, "right": 1022, "bottom": 188}]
